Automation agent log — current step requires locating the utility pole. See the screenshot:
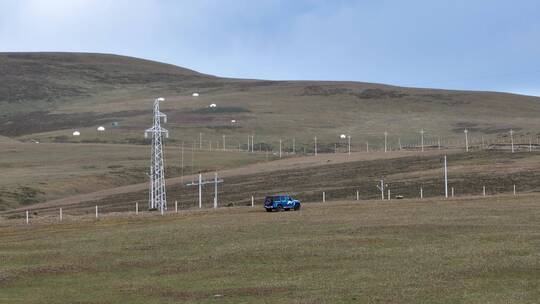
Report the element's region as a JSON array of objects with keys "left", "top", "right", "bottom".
[
  {"left": 510, "top": 129, "right": 515, "bottom": 153},
  {"left": 481, "top": 136, "right": 485, "bottom": 150},
  {"left": 293, "top": 137, "right": 296, "bottom": 154},
  {"left": 444, "top": 155, "right": 448, "bottom": 198},
  {"left": 144, "top": 97, "right": 169, "bottom": 212},
  {"left": 420, "top": 128, "right": 425, "bottom": 152},
  {"left": 191, "top": 141, "right": 195, "bottom": 176},
  {"left": 279, "top": 139, "right": 282, "bottom": 158},
  {"left": 376, "top": 180, "right": 385, "bottom": 200},
  {"left": 314, "top": 136, "right": 318, "bottom": 156},
  {"left": 186, "top": 173, "right": 223, "bottom": 209},
  {"left": 198, "top": 174, "right": 202, "bottom": 208},
  {"left": 247, "top": 135, "right": 250, "bottom": 152},
  {"left": 398, "top": 138, "right": 402, "bottom": 151},
  {"left": 348, "top": 135, "right": 351, "bottom": 155},
  {"left": 199, "top": 132, "right": 202, "bottom": 150},
  {"left": 214, "top": 172, "right": 219, "bottom": 208},
  {"left": 181, "top": 142, "right": 184, "bottom": 184},
  {"left": 464, "top": 129, "right": 469, "bottom": 152},
  {"left": 384, "top": 131, "right": 388, "bottom": 152}
]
